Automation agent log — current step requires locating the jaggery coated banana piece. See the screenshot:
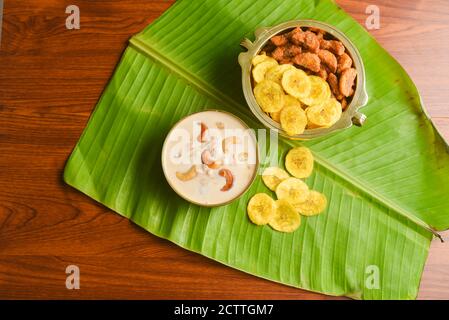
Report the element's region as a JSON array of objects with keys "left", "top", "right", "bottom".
[
  {"left": 271, "top": 46, "right": 285, "bottom": 62},
  {"left": 337, "top": 52, "right": 353, "bottom": 73},
  {"left": 339, "top": 68, "right": 357, "bottom": 97},
  {"left": 270, "top": 34, "right": 288, "bottom": 46},
  {"left": 263, "top": 42, "right": 277, "bottom": 53},
  {"left": 279, "top": 58, "right": 294, "bottom": 65},
  {"left": 316, "top": 65, "right": 328, "bottom": 80},
  {"left": 303, "top": 31, "right": 320, "bottom": 53},
  {"left": 271, "top": 45, "right": 301, "bottom": 62},
  {"left": 290, "top": 28, "right": 319, "bottom": 53},
  {"left": 318, "top": 49, "right": 337, "bottom": 73},
  {"left": 293, "top": 52, "right": 321, "bottom": 73},
  {"left": 340, "top": 98, "right": 348, "bottom": 110},
  {"left": 327, "top": 73, "right": 341, "bottom": 97},
  {"left": 289, "top": 27, "right": 305, "bottom": 45},
  {"left": 285, "top": 44, "right": 302, "bottom": 58},
  {"left": 319, "top": 39, "right": 345, "bottom": 56},
  {"left": 347, "top": 87, "right": 354, "bottom": 97}
]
